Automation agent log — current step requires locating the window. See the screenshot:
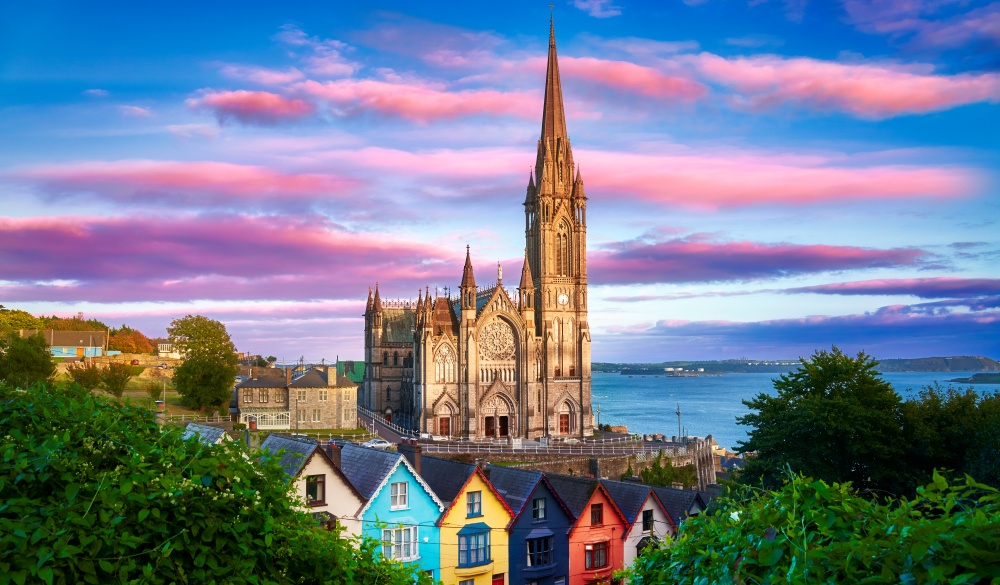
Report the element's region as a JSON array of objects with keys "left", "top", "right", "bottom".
[
  {"left": 319, "top": 389, "right": 328, "bottom": 402},
  {"left": 312, "top": 409, "right": 321, "bottom": 422},
  {"left": 297, "top": 409, "right": 307, "bottom": 423},
  {"left": 532, "top": 497, "right": 546, "bottom": 520},
  {"left": 305, "top": 475, "right": 325, "bottom": 505},
  {"left": 458, "top": 530, "right": 490, "bottom": 567},
  {"left": 382, "top": 526, "right": 418, "bottom": 561},
  {"left": 591, "top": 503, "right": 603, "bottom": 526},
  {"left": 459, "top": 581, "right": 475, "bottom": 585},
  {"left": 585, "top": 541, "right": 609, "bottom": 570},
  {"left": 297, "top": 390, "right": 306, "bottom": 402},
  {"left": 526, "top": 537, "right": 553, "bottom": 567},
  {"left": 393, "top": 352, "right": 399, "bottom": 366},
  {"left": 258, "top": 389, "right": 268, "bottom": 403},
  {"left": 390, "top": 482, "right": 408, "bottom": 509},
  {"left": 274, "top": 390, "right": 285, "bottom": 403},
  {"left": 383, "top": 351, "right": 388, "bottom": 365},
  {"left": 642, "top": 509, "right": 654, "bottom": 533},
  {"left": 243, "top": 390, "right": 252, "bottom": 403},
  {"left": 467, "top": 491, "right": 482, "bottom": 517}
]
